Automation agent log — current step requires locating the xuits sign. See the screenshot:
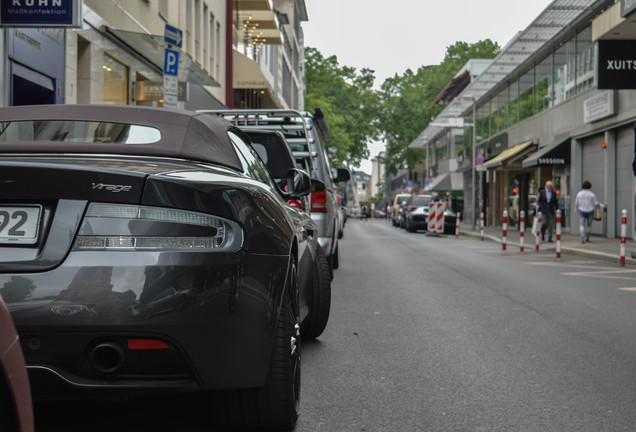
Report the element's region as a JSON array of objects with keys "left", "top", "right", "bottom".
[
  {"left": 598, "top": 40, "right": 636, "bottom": 89},
  {"left": 0, "top": 0, "right": 81, "bottom": 27}
]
